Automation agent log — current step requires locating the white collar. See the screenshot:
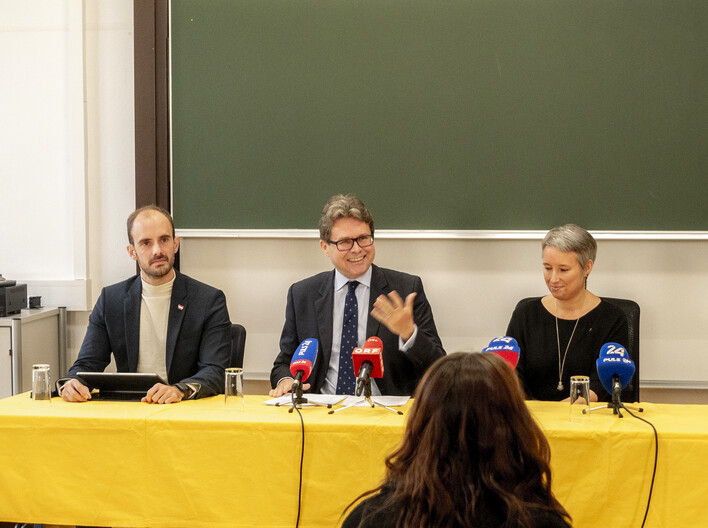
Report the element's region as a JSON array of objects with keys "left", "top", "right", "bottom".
[{"left": 334, "top": 266, "right": 372, "bottom": 292}]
